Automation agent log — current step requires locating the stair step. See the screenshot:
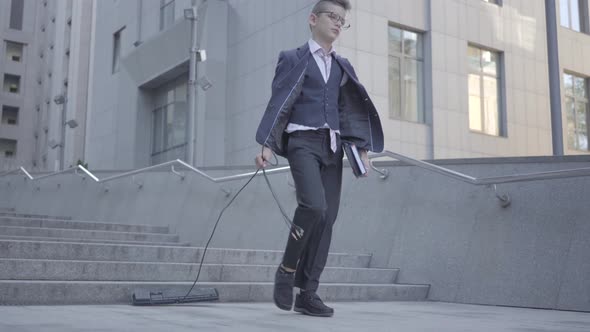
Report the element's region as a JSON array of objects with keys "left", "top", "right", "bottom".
[
  {"left": 0, "top": 235, "right": 189, "bottom": 247},
  {"left": 0, "top": 280, "right": 430, "bottom": 305},
  {"left": 0, "top": 213, "right": 71, "bottom": 220},
  {"left": 0, "top": 240, "right": 372, "bottom": 267},
  {"left": 0, "top": 212, "right": 428, "bottom": 306},
  {"left": 0, "top": 217, "right": 170, "bottom": 234},
  {"left": 0, "top": 259, "right": 397, "bottom": 283},
  {"left": 0, "top": 226, "right": 180, "bottom": 243}
]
